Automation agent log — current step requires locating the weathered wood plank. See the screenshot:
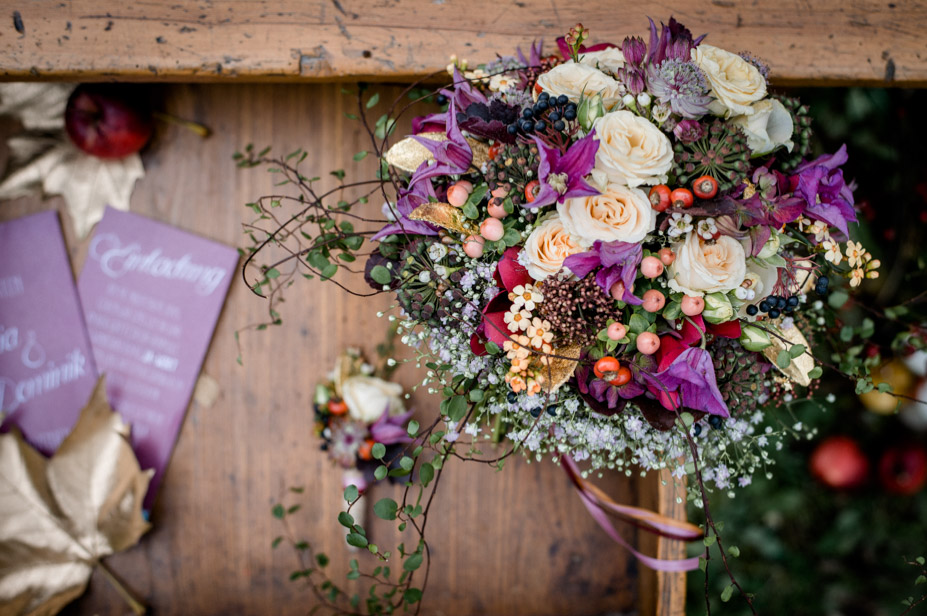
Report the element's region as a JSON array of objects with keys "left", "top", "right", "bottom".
[
  {"left": 0, "top": 1, "right": 923, "bottom": 86},
  {"left": 0, "top": 82, "right": 684, "bottom": 615}
]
